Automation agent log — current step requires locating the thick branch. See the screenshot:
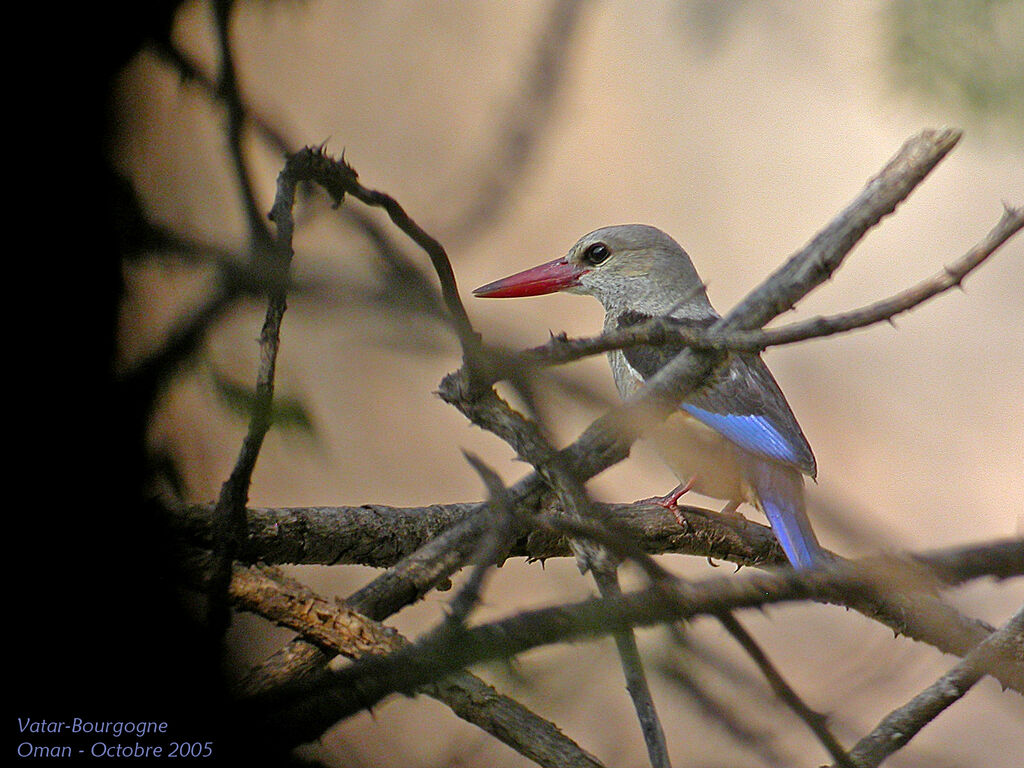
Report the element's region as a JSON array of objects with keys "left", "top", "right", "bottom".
[
  {"left": 174, "top": 496, "right": 1003, "bottom": 665},
  {"left": 252, "top": 539, "right": 1022, "bottom": 741},
  {"left": 230, "top": 563, "right": 605, "bottom": 768},
  {"left": 171, "top": 499, "right": 787, "bottom": 568}
]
